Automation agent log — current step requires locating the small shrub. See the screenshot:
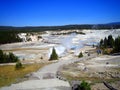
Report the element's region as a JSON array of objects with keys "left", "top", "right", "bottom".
[
  {"left": 15, "top": 61, "right": 23, "bottom": 69},
  {"left": 79, "top": 80, "right": 91, "bottom": 90},
  {"left": 78, "top": 52, "right": 83, "bottom": 58}
]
